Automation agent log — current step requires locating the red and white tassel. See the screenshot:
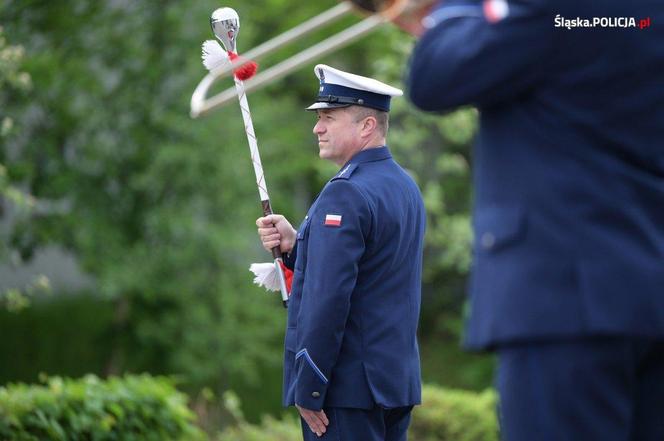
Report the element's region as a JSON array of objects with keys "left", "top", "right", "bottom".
[
  {"left": 227, "top": 51, "right": 258, "bottom": 81},
  {"left": 249, "top": 261, "right": 293, "bottom": 293},
  {"left": 200, "top": 40, "right": 259, "bottom": 80},
  {"left": 201, "top": 40, "right": 231, "bottom": 71}
]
